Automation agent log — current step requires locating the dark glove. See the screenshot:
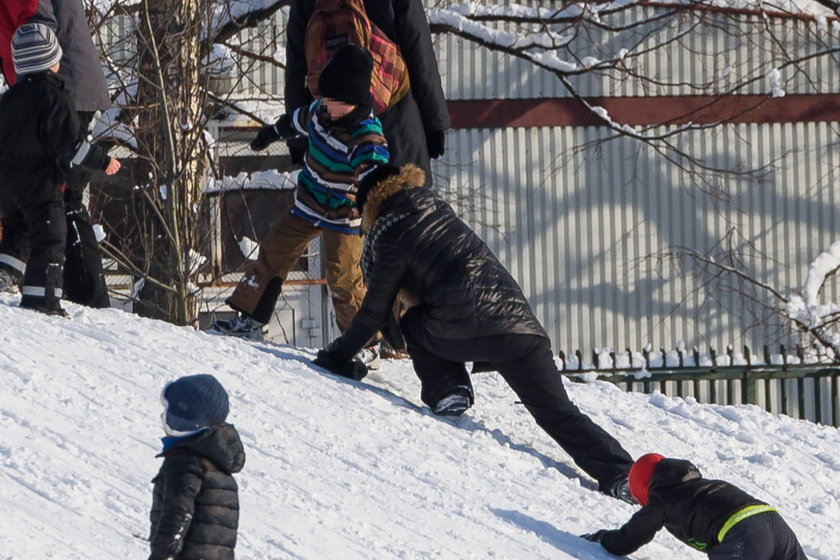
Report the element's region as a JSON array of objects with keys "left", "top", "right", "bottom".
[
  {"left": 273, "top": 114, "right": 296, "bottom": 138},
  {"left": 250, "top": 124, "right": 281, "bottom": 151},
  {"left": 424, "top": 128, "right": 446, "bottom": 159},
  {"left": 287, "top": 136, "right": 307, "bottom": 166},
  {"left": 314, "top": 348, "right": 368, "bottom": 381},
  {"left": 581, "top": 529, "right": 609, "bottom": 543}
]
